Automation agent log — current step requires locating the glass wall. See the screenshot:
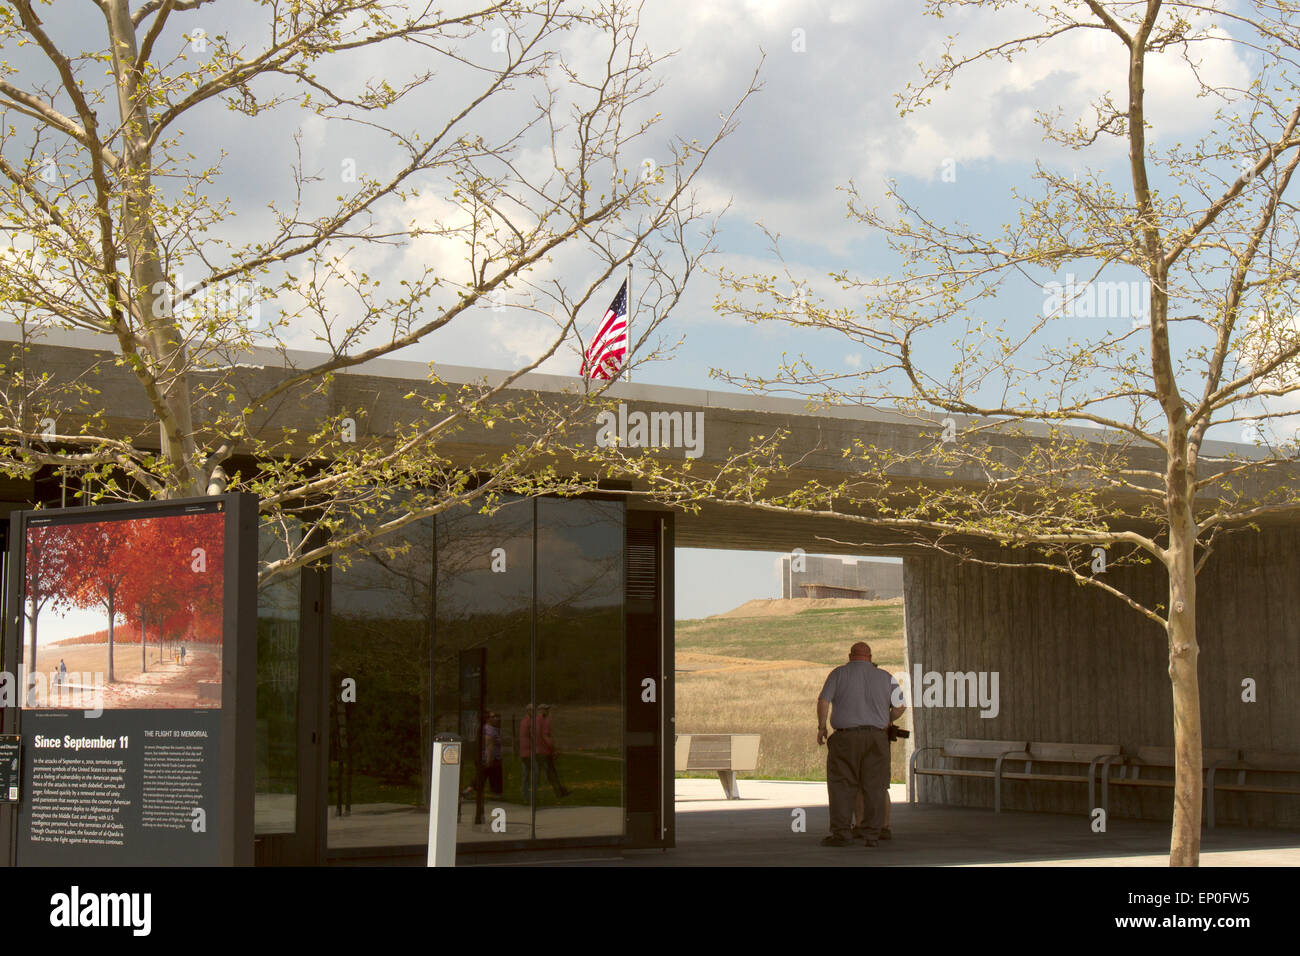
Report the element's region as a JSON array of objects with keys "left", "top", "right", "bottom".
[
  {"left": 255, "top": 523, "right": 301, "bottom": 835},
  {"left": 327, "top": 515, "right": 434, "bottom": 850},
  {"left": 433, "top": 496, "right": 625, "bottom": 845},
  {"left": 433, "top": 498, "right": 534, "bottom": 842},
  {"left": 533, "top": 498, "right": 624, "bottom": 839}
]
